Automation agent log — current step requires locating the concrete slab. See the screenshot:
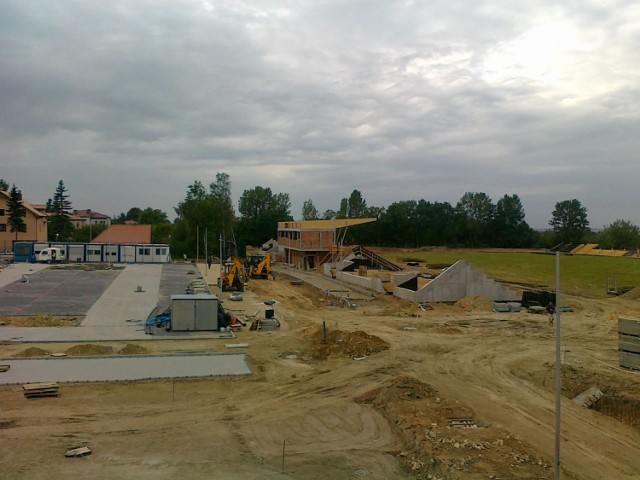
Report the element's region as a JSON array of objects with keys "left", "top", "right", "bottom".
[
  {"left": 0, "top": 353, "right": 250, "bottom": 384},
  {"left": 0, "top": 263, "right": 48, "bottom": 288},
  {"left": 0, "top": 267, "right": 120, "bottom": 316},
  {"left": 81, "top": 264, "right": 161, "bottom": 326}
]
